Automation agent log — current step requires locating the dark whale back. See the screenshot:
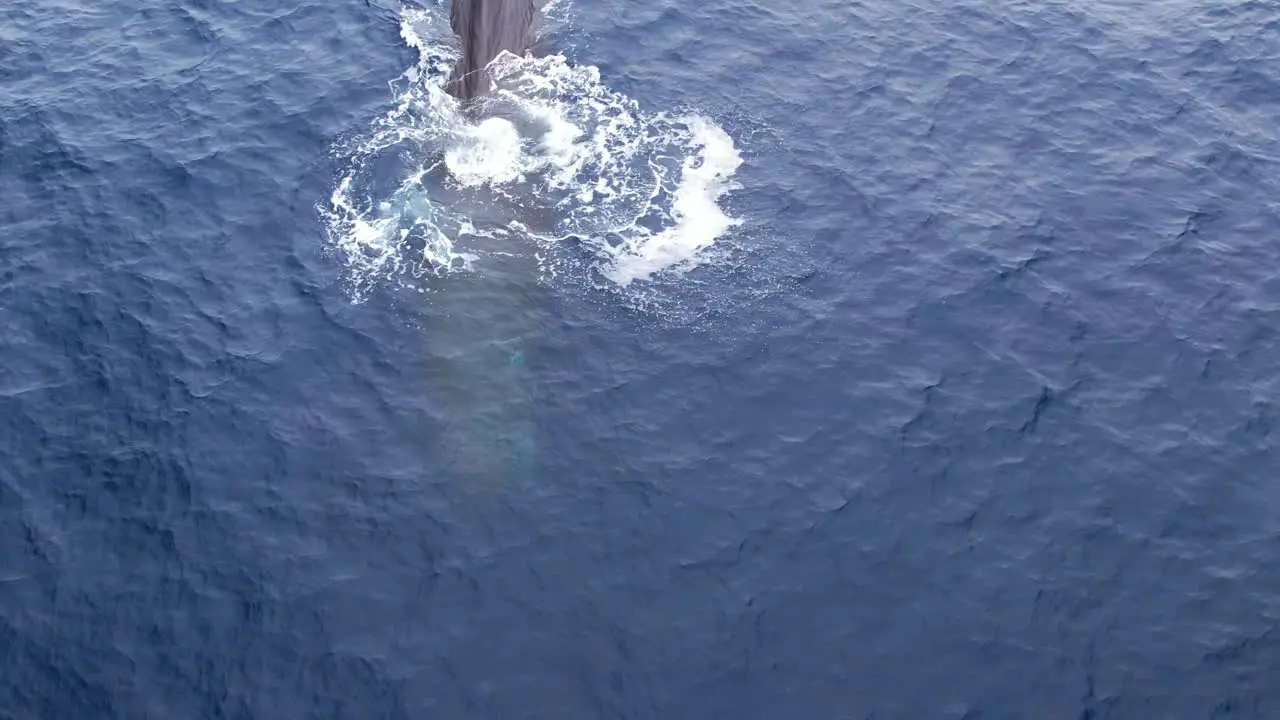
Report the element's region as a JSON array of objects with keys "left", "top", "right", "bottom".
[{"left": 448, "top": 0, "right": 543, "bottom": 101}]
